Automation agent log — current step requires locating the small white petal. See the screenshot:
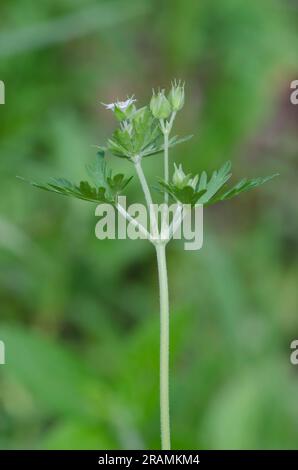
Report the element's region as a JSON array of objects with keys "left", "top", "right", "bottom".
[
  {"left": 102, "top": 96, "right": 136, "bottom": 112},
  {"left": 102, "top": 102, "right": 116, "bottom": 110},
  {"left": 116, "top": 97, "right": 136, "bottom": 110}
]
